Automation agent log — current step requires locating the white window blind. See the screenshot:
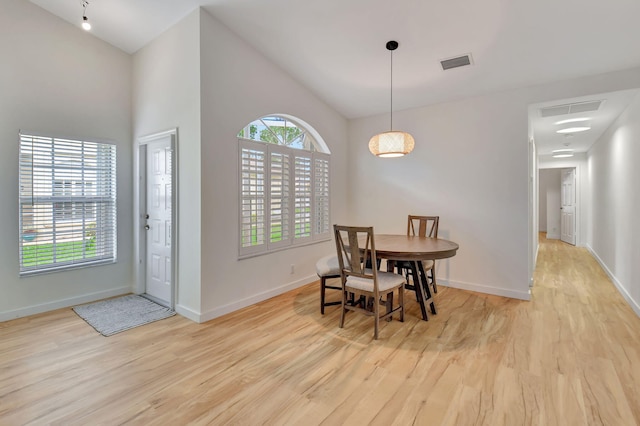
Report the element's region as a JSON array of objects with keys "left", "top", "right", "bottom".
[
  {"left": 19, "top": 134, "right": 117, "bottom": 275},
  {"left": 239, "top": 138, "right": 330, "bottom": 257}
]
